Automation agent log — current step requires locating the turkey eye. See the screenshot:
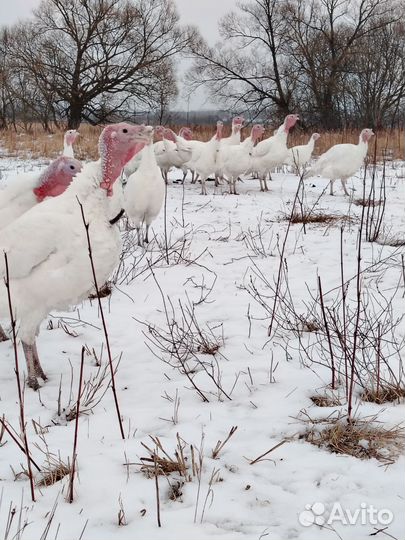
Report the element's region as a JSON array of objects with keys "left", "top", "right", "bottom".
[
  {"left": 70, "top": 165, "right": 75, "bottom": 170},
  {"left": 123, "top": 128, "right": 128, "bottom": 133}
]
